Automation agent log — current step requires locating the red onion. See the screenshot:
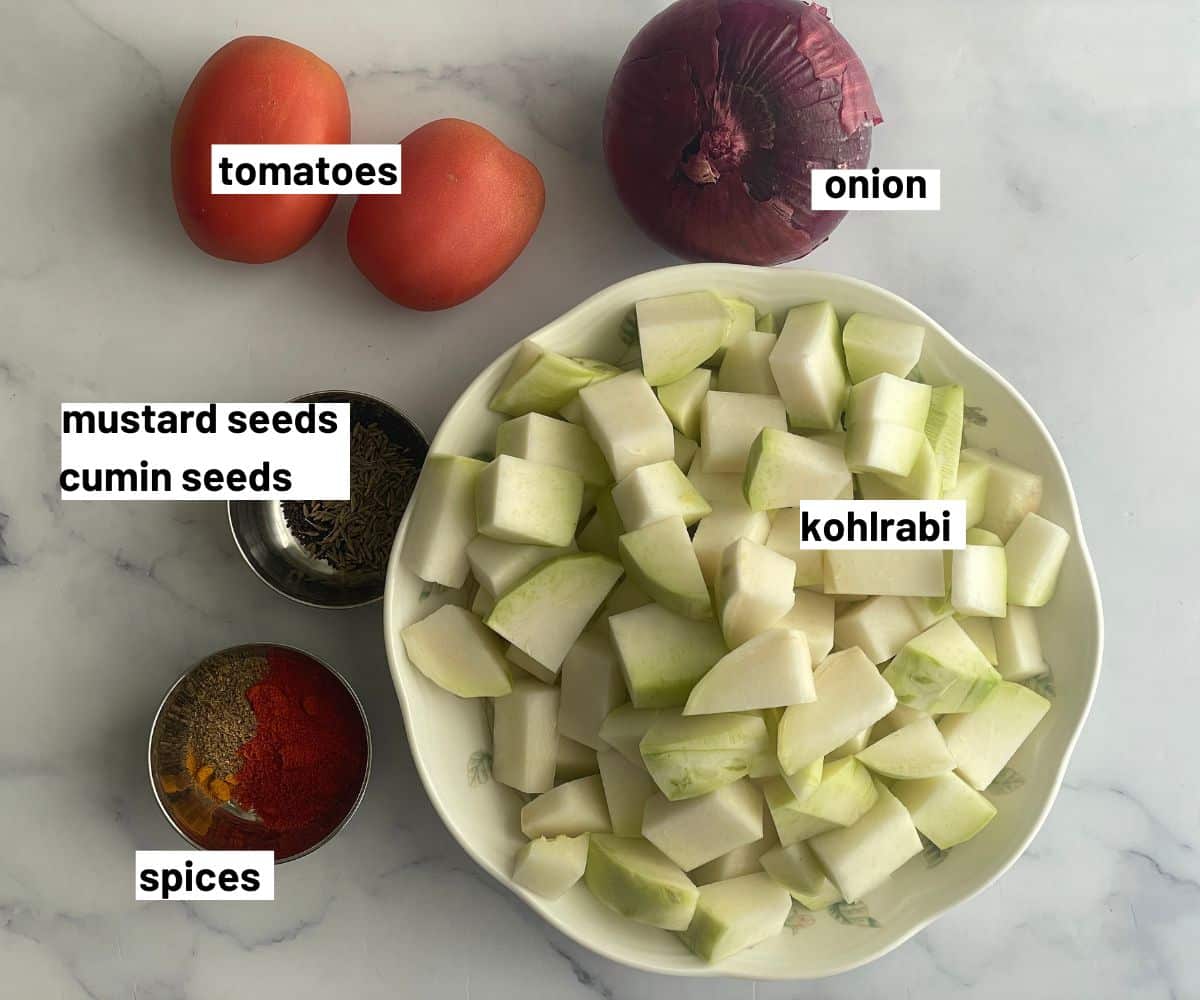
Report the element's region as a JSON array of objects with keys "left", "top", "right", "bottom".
[{"left": 603, "top": 0, "right": 881, "bottom": 266}]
